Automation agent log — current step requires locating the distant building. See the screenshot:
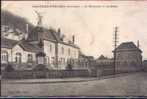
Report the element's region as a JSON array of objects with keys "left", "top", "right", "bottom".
[
  {"left": 96, "top": 55, "right": 113, "bottom": 65},
  {"left": 143, "top": 60, "right": 147, "bottom": 71},
  {"left": 95, "top": 55, "right": 114, "bottom": 75},
  {"left": 78, "top": 53, "right": 89, "bottom": 69},
  {"left": 1, "top": 25, "right": 25, "bottom": 41},
  {"left": 114, "top": 42, "right": 143, "bottom": 73},
  {"left": 1, "top": 25, "right": 80, "bottom": 70},
  {"left": 77, "top": 52, "right": 94, "bottom": 69}
]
